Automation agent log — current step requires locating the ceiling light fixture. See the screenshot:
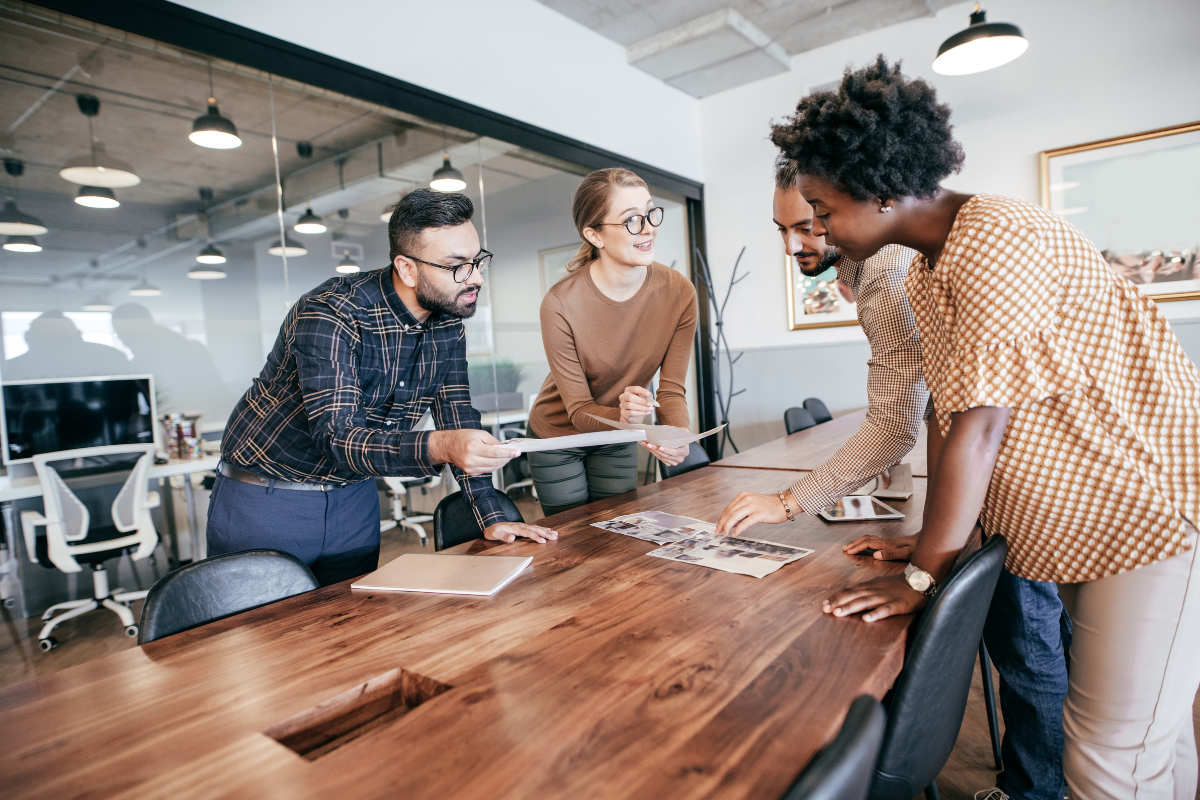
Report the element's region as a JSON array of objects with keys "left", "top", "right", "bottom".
[
  {"left": 129, "top": 277, "right": 163, "bottom": 296},
  {"left": 60, "top": 95, "right": 141, "bottom": 188},
  {"left": 75, "top": 185, "right": 119, "bottom": 209},
  {"left": 933, "top": 3, "right": 1028, "bottom": 76},
  {"left": 380, "top": 205, "right": 394, "bottom": 223},
  {"left": 1, "top": 160, "right": 48, "bottom": 235},
  {"left": 190, "top": 63, "right": 243, "bottom": 149},
  {"left": 196, "top": 242, "right": 227, "bottom": 264},
  {"left": 335, "top": 250, "right": 360, "bottom": 274},
  {"left": 294, "top": 207, "right": 326, "bottom": 234},
  {"left": 3, "top": 234, "right": 41, "bottom": 253},
  {"left": 82, "top": 296, "right": 114, "bottom": 312},
  {"left": 187, "top": 265, "right": 227, "bottom": 280},
  {"left": 430, "top": 153, "right": 466, "bottom": 192},
  {"left": 269, "top": 237, "right": 307, "bottom": 257}
]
